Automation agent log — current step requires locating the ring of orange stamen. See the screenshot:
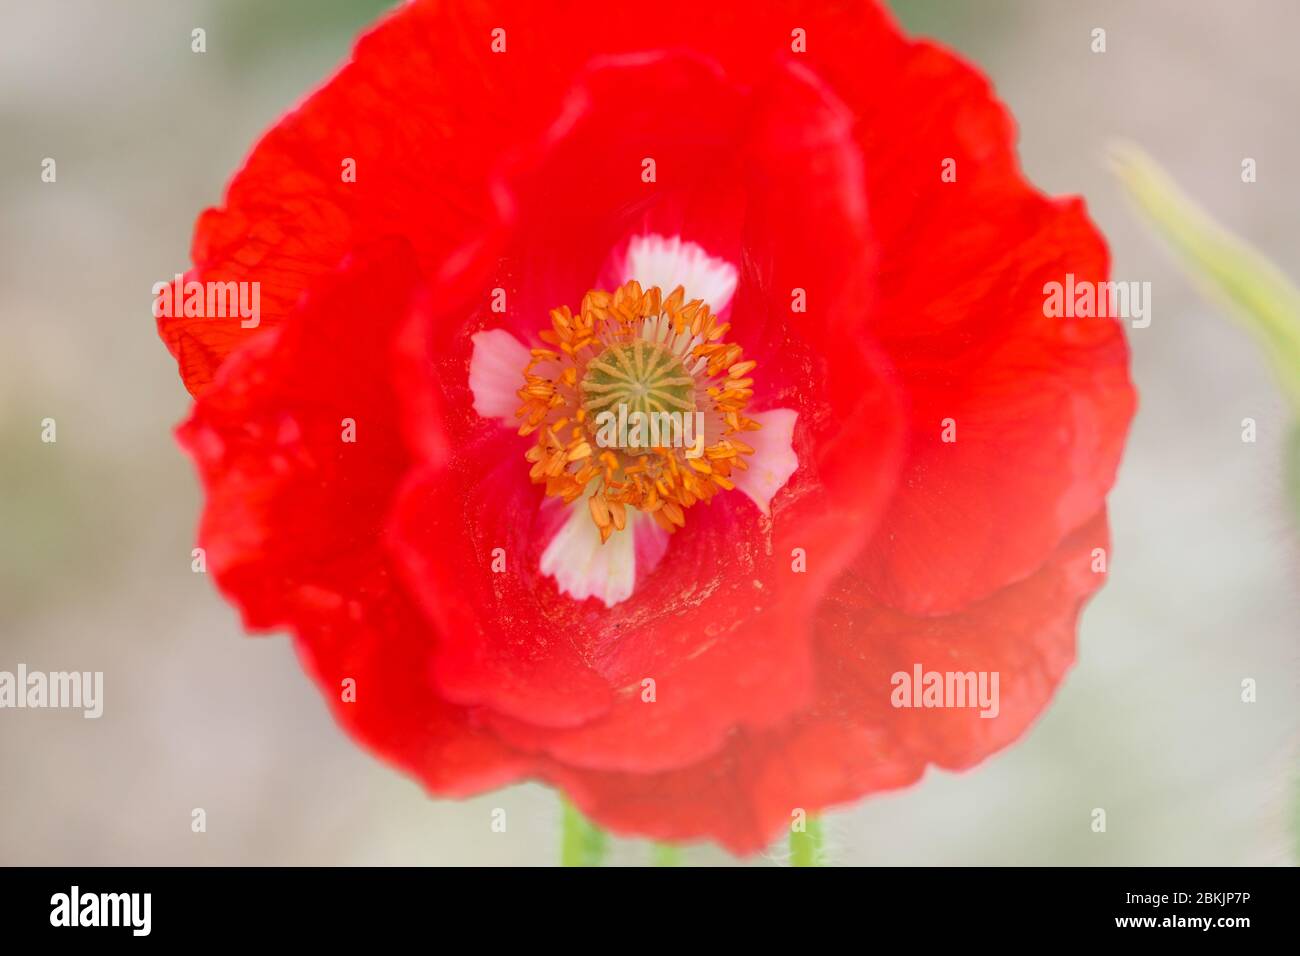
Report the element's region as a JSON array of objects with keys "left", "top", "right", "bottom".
[{"left": 515, "top": 280, "right": 761, "bottom": 542}]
